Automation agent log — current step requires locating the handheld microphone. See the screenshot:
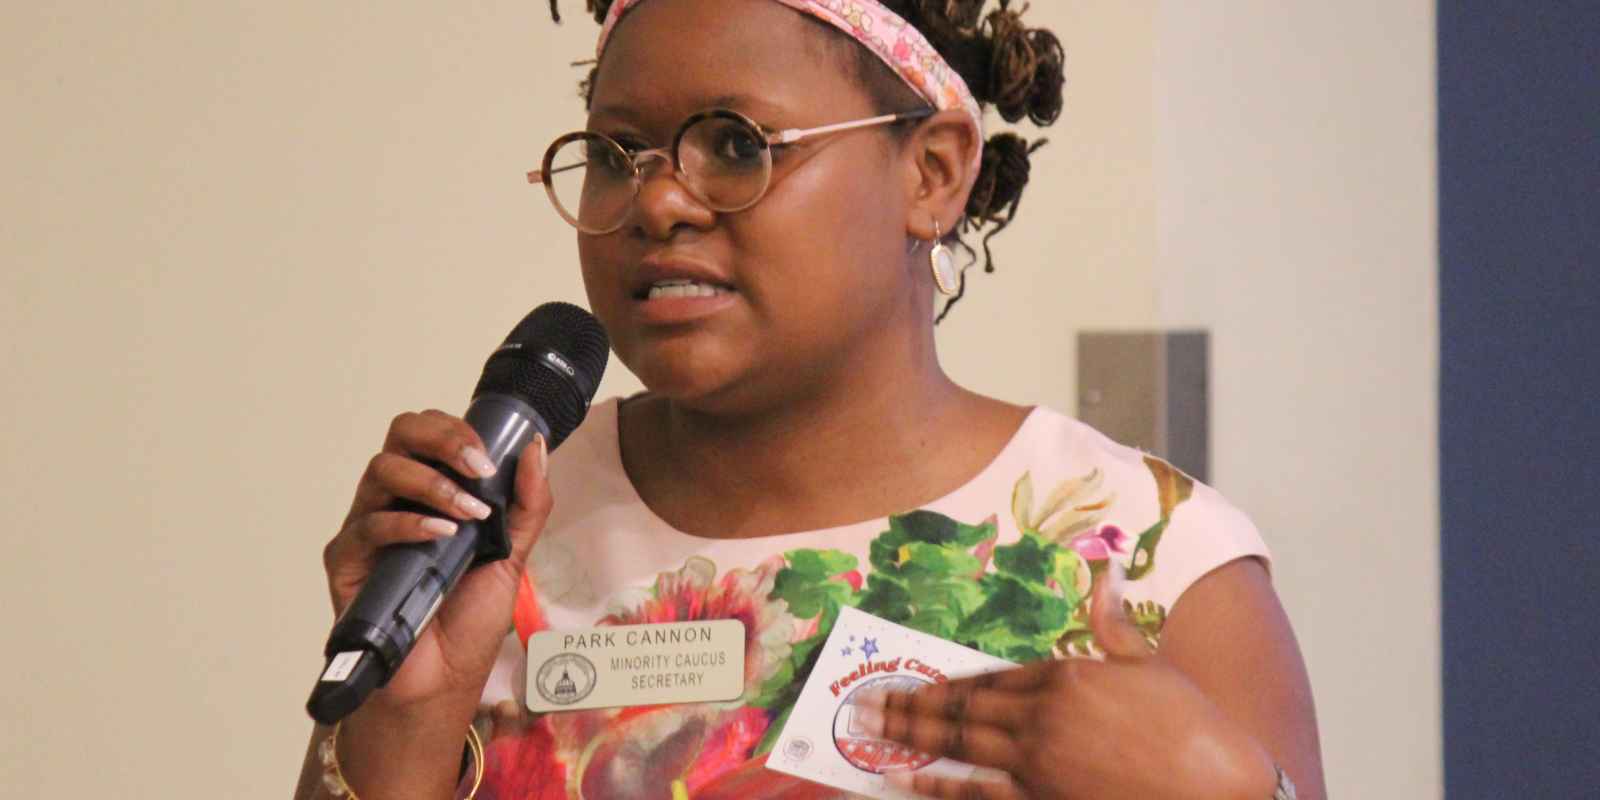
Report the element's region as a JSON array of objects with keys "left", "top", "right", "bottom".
[{"left": 306, "top": 302, "right": 608, "bottom": 725}]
